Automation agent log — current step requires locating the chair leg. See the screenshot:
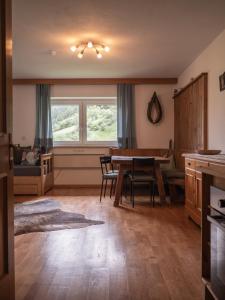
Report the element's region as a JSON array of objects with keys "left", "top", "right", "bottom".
[
  {"left": 100, "top": 178, "right": 104, "bottom": 202},
  {"left": 124, "top": 176, "right": 128, "bottom": 198},
  {"left": 104, "top": 179, "right": 108, "bottom": 197},
  {"left": 119, "top": 179, "right": 123, "bottom": 204},
  {"left": 130, "top": 180, "right": 132, "bottom": 203},
  {"left": 120, "top": 190, "right": 123, "bottom": 204},
  {"left": 152, "top": 182, "right": 155, "bottom": 207},
  {"left": 131, "top": 182, "right": 135, "bottom": 208},
  {"left": 149, "top": 182, "right": 152, "bottom": 204},
  {"left": 110, "top": 179, "right": 114, "bottom": 198},
  {"left": 113, "top": 178, "right": 116, "bottom": 194}
]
